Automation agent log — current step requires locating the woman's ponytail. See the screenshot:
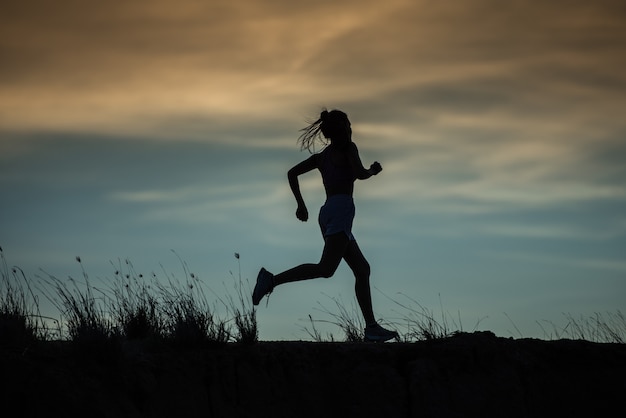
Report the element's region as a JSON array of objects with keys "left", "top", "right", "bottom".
[{"left": 297, "top": 108, "right": 348, "bottom": 153}]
